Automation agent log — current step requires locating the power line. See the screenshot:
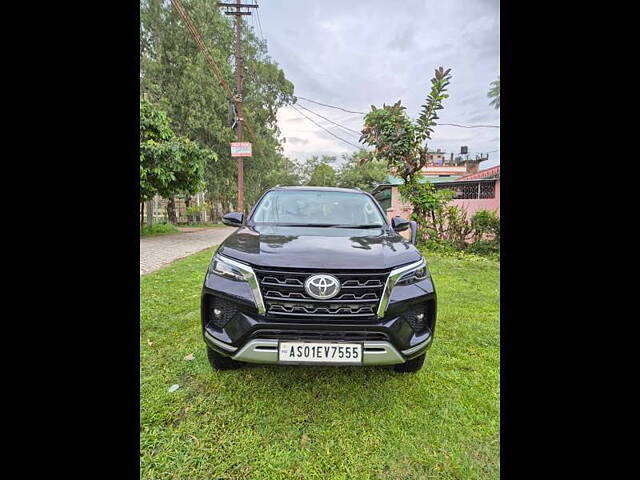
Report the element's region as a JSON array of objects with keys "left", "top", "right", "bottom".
[
  {"left": 296, "top": 95, "right": 500, "bottom": 128},
  {"left": 254, "top": 0, "right": 265, "bottom": 42},
  {"left": 294, "top": 103, "right": 361, "bottom": 135},
  {"left": 296, "top": 96, "right": 367, "bottom": 114},
  {"left": 291, "top": 104, "right": 363, "bottom": 150}
]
